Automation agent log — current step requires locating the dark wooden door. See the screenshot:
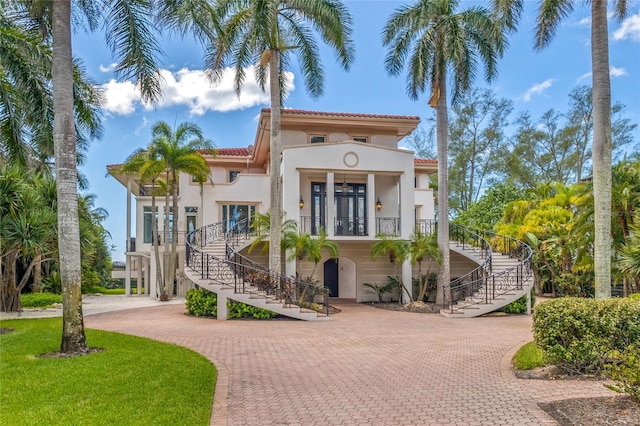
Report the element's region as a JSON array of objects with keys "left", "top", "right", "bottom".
[{"left": 324, "top": 258, "right": 339, "bottom": 297}]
